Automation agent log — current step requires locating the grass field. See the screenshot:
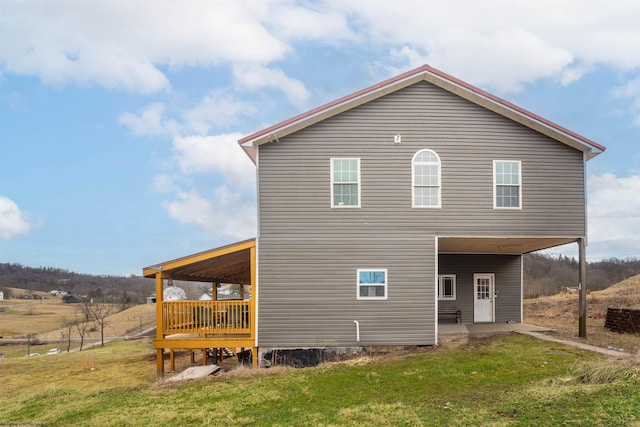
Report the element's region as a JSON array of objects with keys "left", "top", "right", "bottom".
[
  {"left": 0, "top": 298, "right": 157, "bottom": 342},
  {"left": 2, "top": 279, "right": 639, "bottom": 425},
  {"left": 1, "top": 334, "right": 638, "bottom": 426},
  {"left": 0, "top": 298, "right": 77, "bottom": 338}
]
